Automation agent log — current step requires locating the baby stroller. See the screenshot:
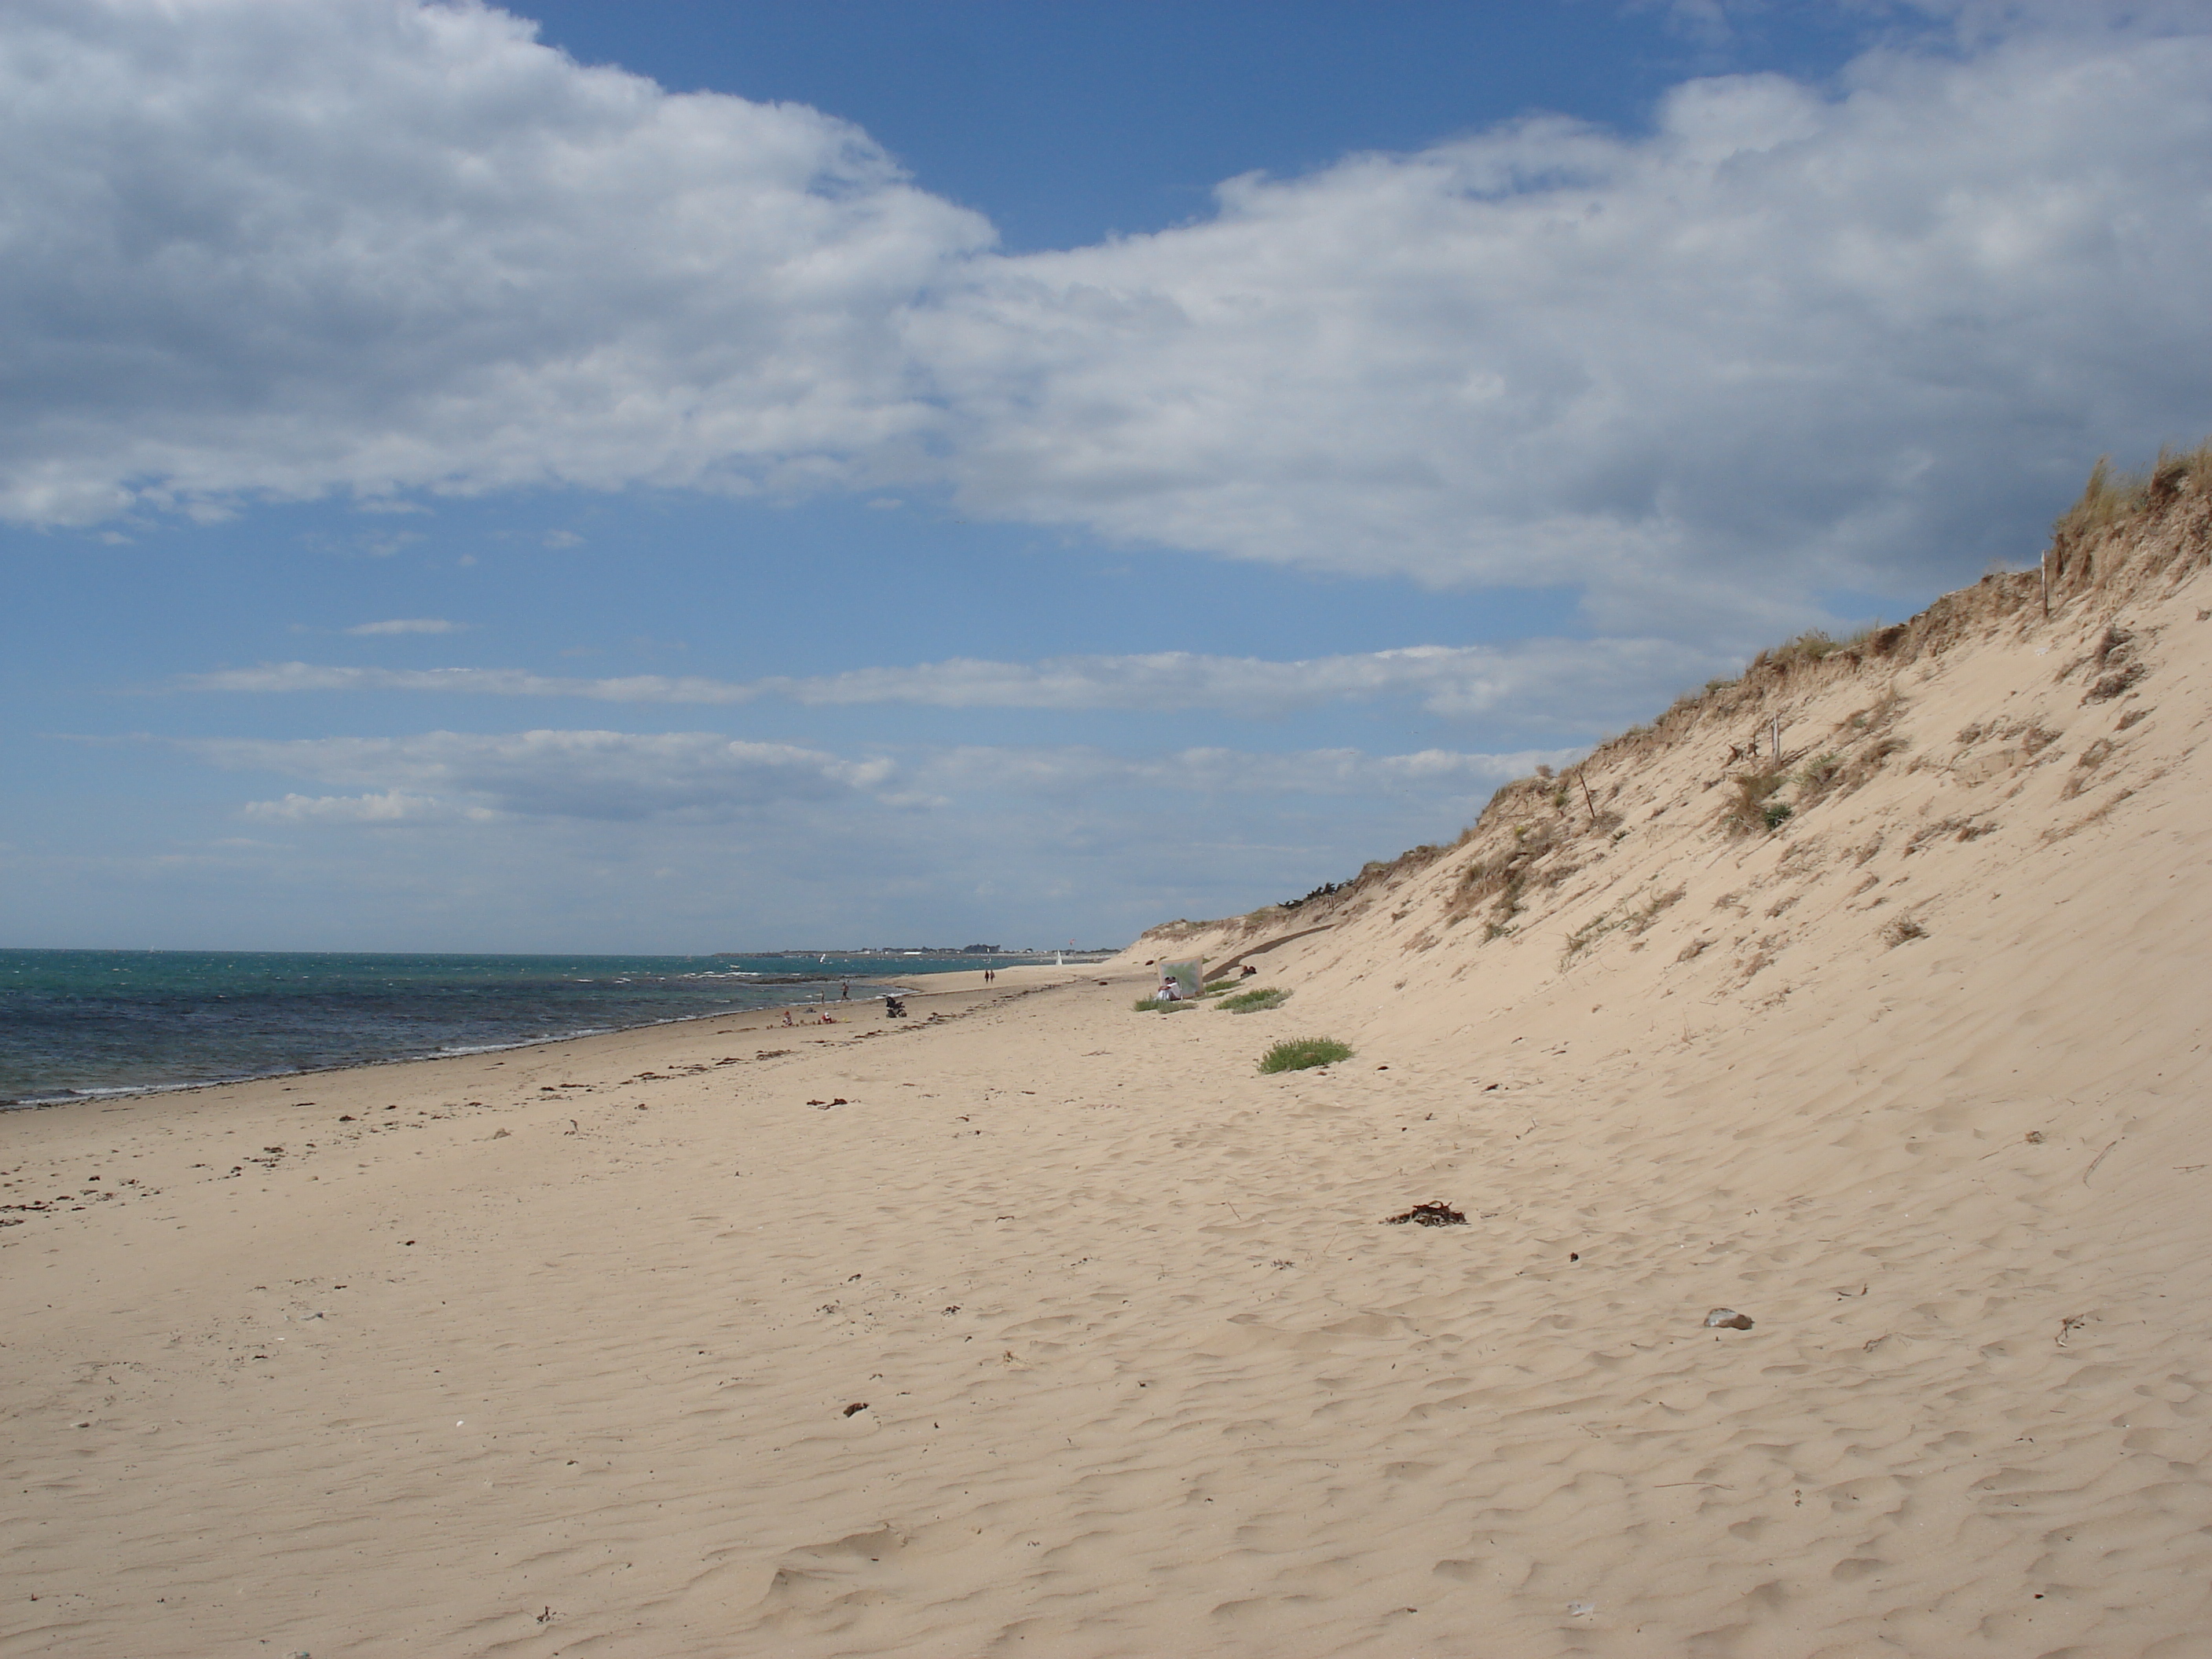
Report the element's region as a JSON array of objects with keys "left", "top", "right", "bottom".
[{"left": 883, "top": 996, "right": 907, "bottom": 1019}]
